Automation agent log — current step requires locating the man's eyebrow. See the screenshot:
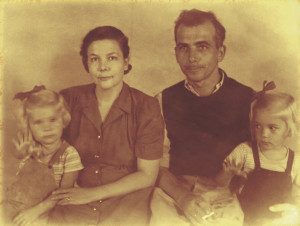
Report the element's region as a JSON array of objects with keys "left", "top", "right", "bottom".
[
  {"left": 194, "top": 41, "right": 210, "bottom": 46},
  {"left": 176, "top": 42, "right": 188, "bottom": 46}
]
